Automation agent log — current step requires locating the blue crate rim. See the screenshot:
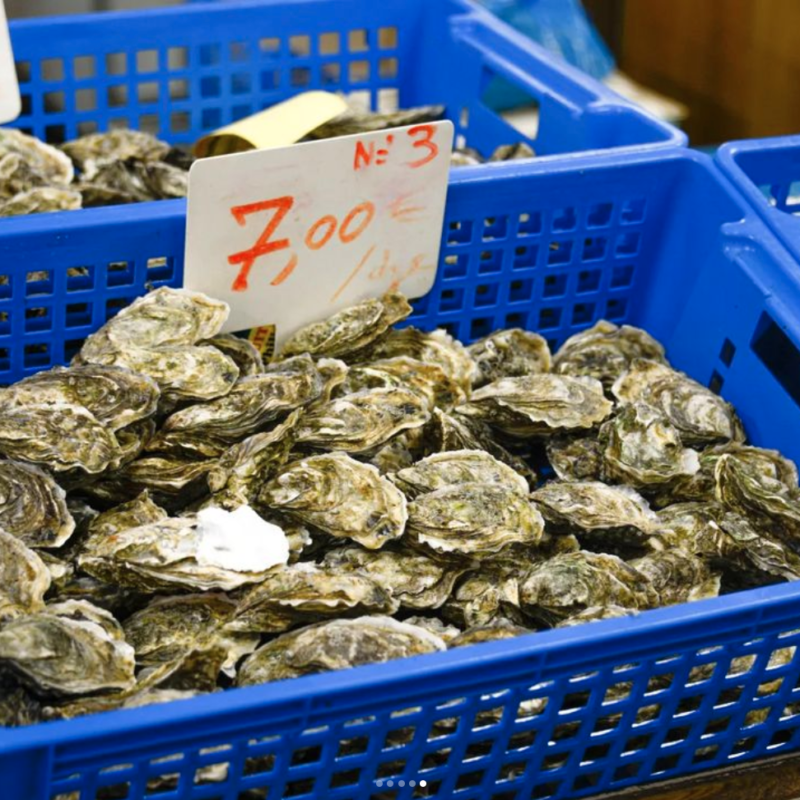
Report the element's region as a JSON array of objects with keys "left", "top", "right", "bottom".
[{"left": 3, "top": 577, "right": 800, "bottom": 753}]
